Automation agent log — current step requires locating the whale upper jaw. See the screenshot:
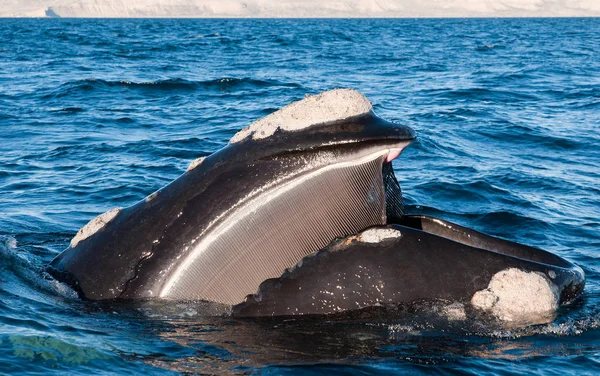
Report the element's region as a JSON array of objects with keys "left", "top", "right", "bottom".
[{"left": 224, "top": 110, "right": 416, "bottom": 161}]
